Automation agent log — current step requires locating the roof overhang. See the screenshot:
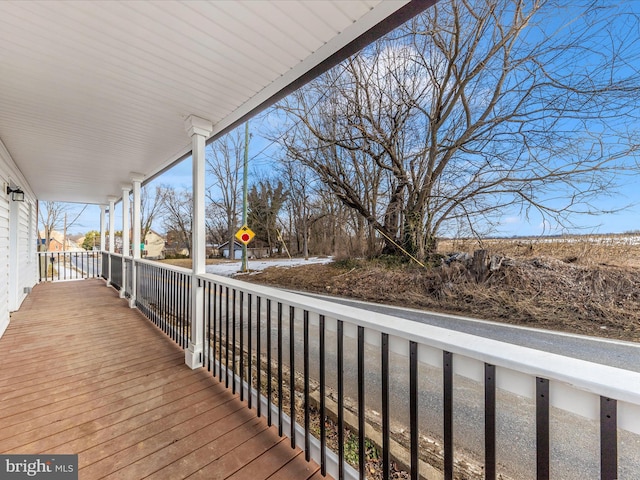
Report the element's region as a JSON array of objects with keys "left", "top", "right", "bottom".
[{"left": 0, "top": 0, "right": 434, "bottom": 204}]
